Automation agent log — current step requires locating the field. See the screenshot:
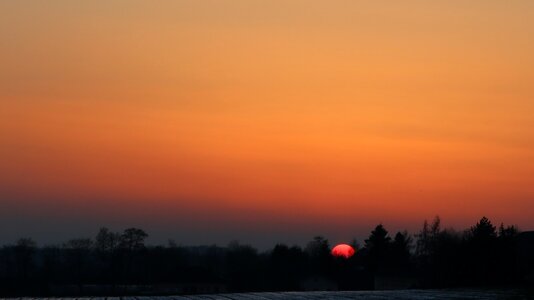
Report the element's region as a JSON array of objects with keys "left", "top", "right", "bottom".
[{"left": 2, "top": 290, "right": 530, "bottom": 300}]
